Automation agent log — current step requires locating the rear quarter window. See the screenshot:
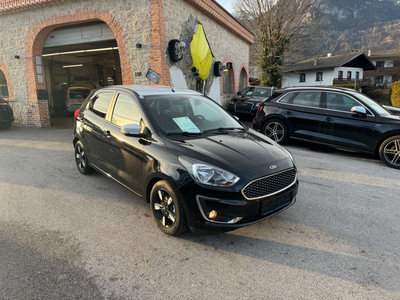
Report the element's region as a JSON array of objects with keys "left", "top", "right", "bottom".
[{"left": 91, "top": 92, "right": 114, "bottom": 118}]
